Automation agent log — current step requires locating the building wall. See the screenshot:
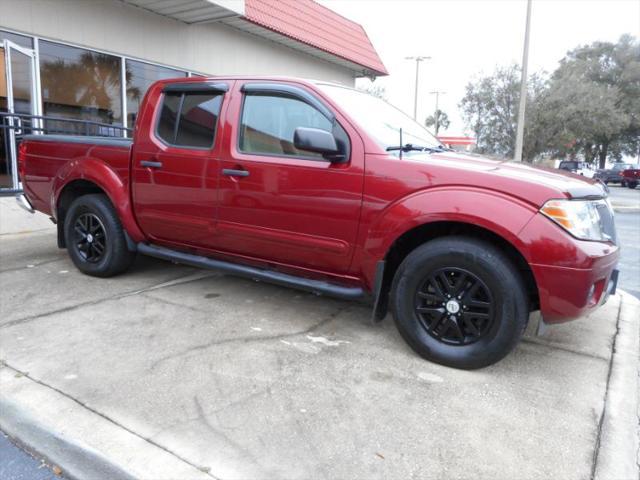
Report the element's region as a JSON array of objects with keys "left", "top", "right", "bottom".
[{"left": 0, "top": 0, "right": 355, "bottom": 85}]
